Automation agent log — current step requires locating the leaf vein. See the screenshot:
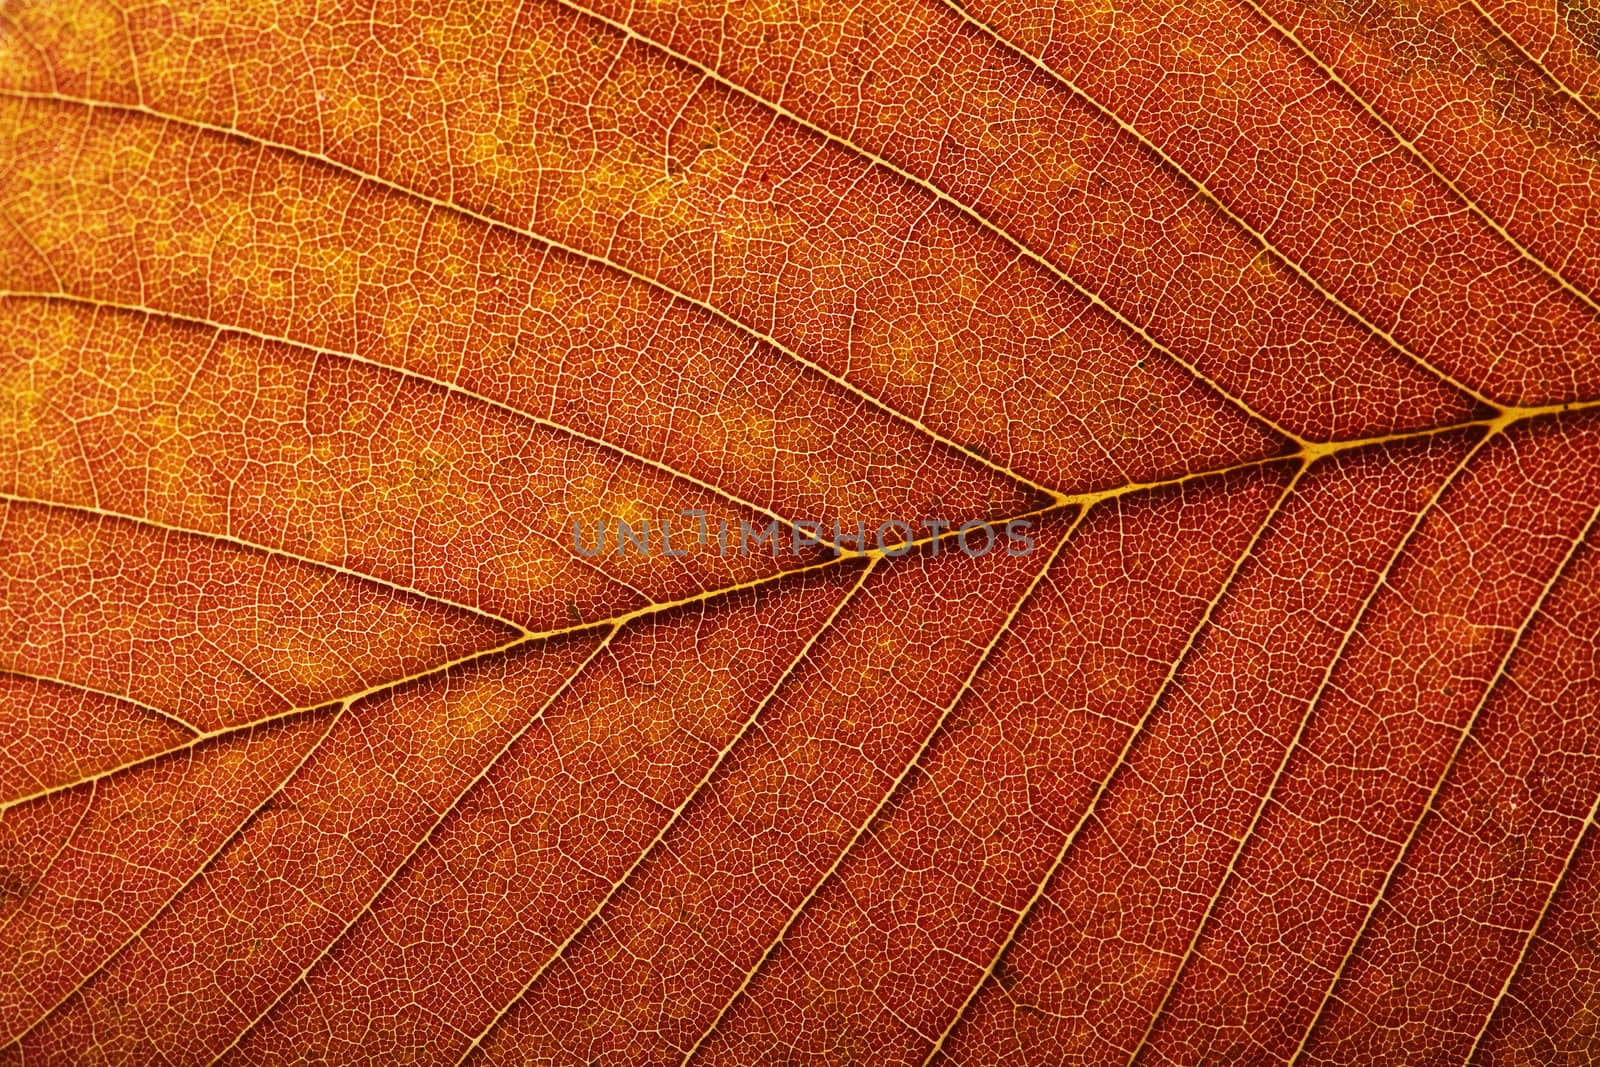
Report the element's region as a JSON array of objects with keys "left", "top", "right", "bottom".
[
  {"left": 0, "top": 89, "right": 1058, "bottom": 502},
  {"left": 0, "top": 485, "right": 530, "bottom": 636},
  {"left": 1122, "top": 428, "right": 1494, "bottom": 1066},
  {"left": 1462, "top": 0, "right": 1600, "bottom": 125},
  {"left": 1465, "top": 802, "right": 1600, "bottom": 1066},
  {"left": 455, "top": 555, "right": 880, "bottom": 1065},
  {"left": 554, "top": 0, "right": 1320, "bottom": 443},
  {"left": 209, "top": 632, "right": 619, "bottom": 1065},
  {"left": 680, "top": 508, "right": 1086, "bottom": 1064},
  {"left": 0, "top": 704, "right": 346, "bottom": 1052},
  {"left": 0, "top": 287, "right": 837, "bottom": 566},
  {"left": 0, "top": 667, "right": 201, "bottom": 737},
  {"left": 1288, "top": 496, "right": 1600, "bottom": 1065},
  {"left": 1235, "top": 0, "right": 1600, "bottom": 318},
  {"left": 925, "top": 456, "right": 1307, "bottom": 1065}
]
